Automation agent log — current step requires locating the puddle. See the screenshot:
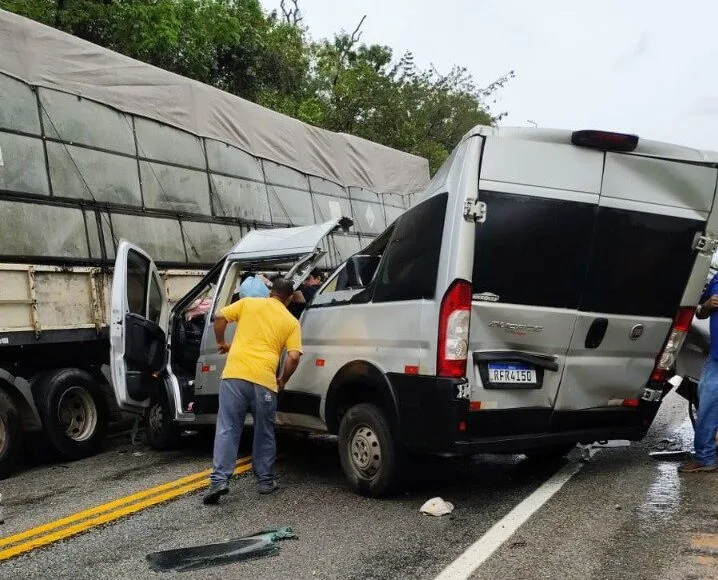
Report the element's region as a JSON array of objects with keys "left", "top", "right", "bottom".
[
  {"left": 638, "top": 462, "right": 682, "bottom": 527},
  {"left": 639, "top": 418, "right": 693, "bottom": 528}
]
